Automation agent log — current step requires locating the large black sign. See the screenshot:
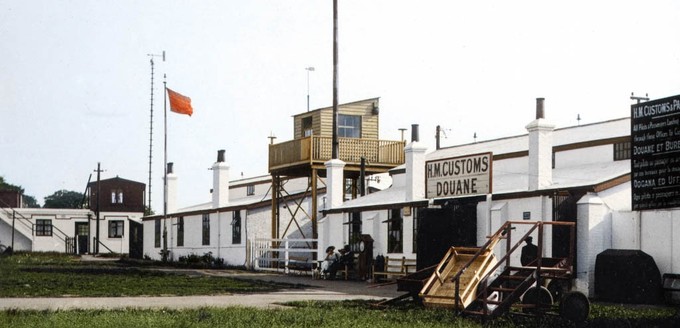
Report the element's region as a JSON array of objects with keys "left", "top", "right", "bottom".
[{"left": 631, "top": 94, "right": 680, "bottom": 210}]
